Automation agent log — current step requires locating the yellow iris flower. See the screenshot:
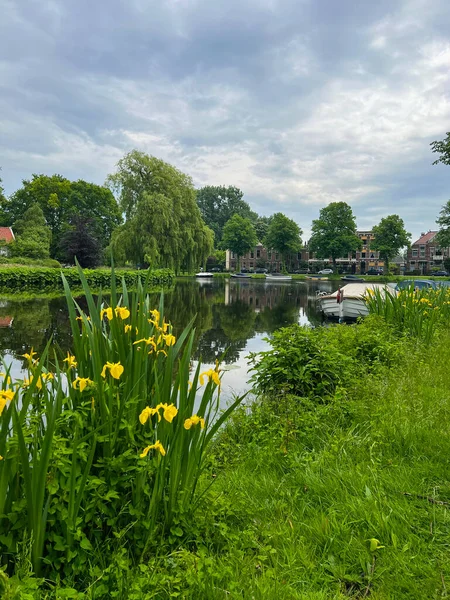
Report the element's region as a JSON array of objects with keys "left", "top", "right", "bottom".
[
  {"left": 115, "top": 306, "right": 130, "bottom": 320},
  {"left": 72, "top": 377, "right": 94, "bottom": 392},
  {"left": 184, "top": 415, "right": 206, "bottom": 430},
  {"left": 163, "top": 334, "right": 176, "bottom": 347},
  {"left": 124, "top": 324, "right": 132, "bottom": 333},
  {"left": 100, "top": 307, "right": 114, "bottom": 320},
  {"left": 139, "top": 403, "right": 178, "bottom": 424},
  {"left": 101, "top": 362, "right": 124, "bottom": 379},
  {"left": 140, "top": 441, "right": 166, "bottom": 458},
  {"left": 199, "top": 369, "right": 221, "bottom": 386},
  {"left": 63, "top": 353, "right": 77, "bottom": 369},
  {"left": 22, "top": 348, "right": 37, "bottom": 362}
]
